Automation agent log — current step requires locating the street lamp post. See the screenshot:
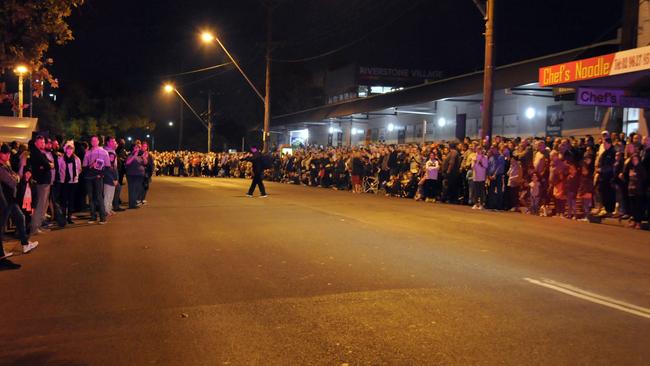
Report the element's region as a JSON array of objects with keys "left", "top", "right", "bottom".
[
  {"left": 163, "top": 84, "right": 212, "bottom": 152},
  {"left": 201, "top": 30, "right": 270, "bottom": 152},
  {"left": 13, "top": 65, "right": 28, "bottom": 118}
]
